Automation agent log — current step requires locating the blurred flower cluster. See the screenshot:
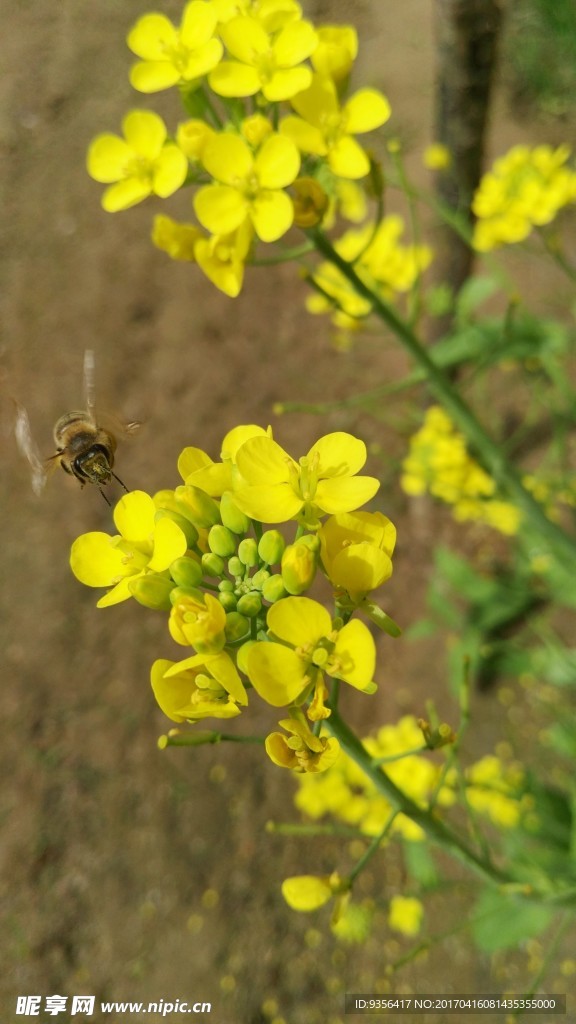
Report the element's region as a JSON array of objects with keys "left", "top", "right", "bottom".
[
  {"left": 70, "top": 424, "right": 397, "bottom": 771},
  {"left": 472, "top": 144, "right": 576, "bottom": 252},
  {"left": 87, "top": 0, "right": 392, "bottom": 297},
  {"left": 401, "top": 406, "right": 522, "bottom": 536}
]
